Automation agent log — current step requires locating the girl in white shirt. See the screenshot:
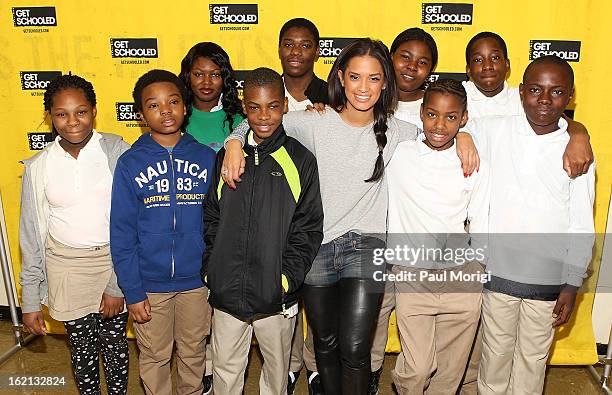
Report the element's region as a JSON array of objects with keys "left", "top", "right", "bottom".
[
  {"left": 391, "top": 28, "right": 438, "bottom": 129},
  {"left": 19, "top": 75, "right": 130, "bottom": 395}
]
